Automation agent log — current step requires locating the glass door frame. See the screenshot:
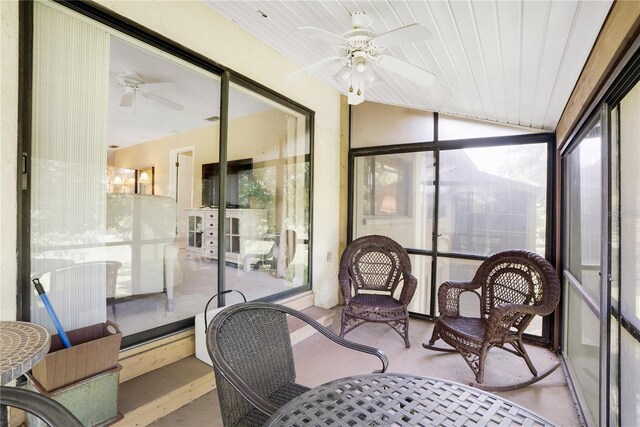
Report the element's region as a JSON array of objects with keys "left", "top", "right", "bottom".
[
  {"left": 559, "top": 41, "right": 640, "bottom": 425},
  {"left": 348, "top": 130, "right": 556, "bottom": 343},
  {"left": 560, "top": 106, "right": 611, "bottom": 426},
  {"left": 18, "top": 0, "right": 315, "bottom": 347}
]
